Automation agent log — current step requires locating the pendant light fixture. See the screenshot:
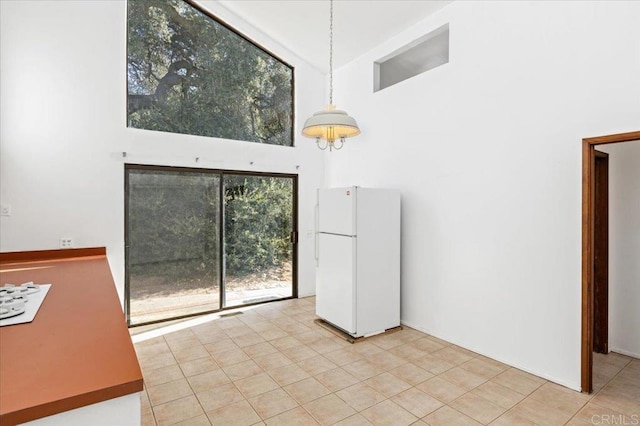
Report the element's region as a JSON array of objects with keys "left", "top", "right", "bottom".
[{"left": 302, "top": 0, "right": 360, "bottom": 151}]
